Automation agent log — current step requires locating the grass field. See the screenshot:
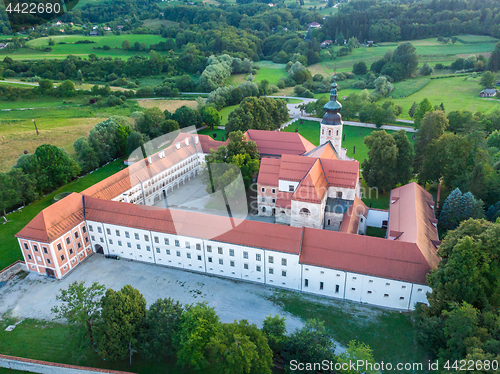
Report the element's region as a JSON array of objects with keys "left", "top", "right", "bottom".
[
  {"left": 254, "top": 61, "right": 287, "bottom": 84},
  {"left": 390, "top": 77, "right": 431, "bottom": 99},
  {"left": 0, "top": 103, "right": 137, "bottom": 172},
  {"left": 3, "top": 34, "right": 168, "bottom": 60},
  {"left": 198, "top": 127, "right": 226, "bottom": 141},
  {"left": 136, "top": 99, "right": 197, "bottom": 112},
  {"left": 0, "top": 159, "right": 125, "bottom": 271},
  {"left": 268, "top": 290, "right": 425, "bottom": 372},
  {"left": 219, "top": 104, "right": 239, "bottom": 126}
]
